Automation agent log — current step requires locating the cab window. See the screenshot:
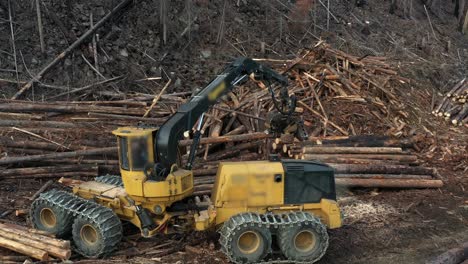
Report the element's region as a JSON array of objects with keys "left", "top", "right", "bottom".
[
  {"left": 131, "top": 137, "right": 149, "bottom": 170},
  {"left": 118, "top": 137, "right": 129, "bottom": 170}
]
